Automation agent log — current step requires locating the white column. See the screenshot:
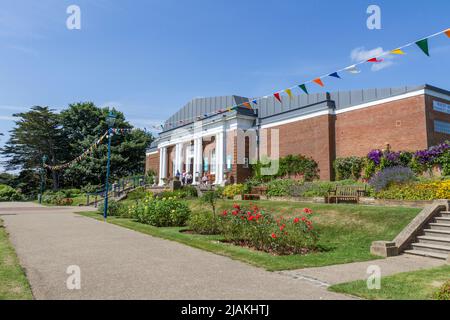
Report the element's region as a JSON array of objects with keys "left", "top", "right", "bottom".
[
  {"left": 185, "top": 144, "right": 191, "bottom": 172},
  {"left": 214, "top": 130, "right": 226, "bottom": 185},
  {"left": 175, "top": 143, "right": 183, "bottom": 175},
  {"left": 193, "top": 137, "right": 203, "bottom": 184},
  {"left": 158, "top": 147, "right": 167, "bottom": 186}
]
